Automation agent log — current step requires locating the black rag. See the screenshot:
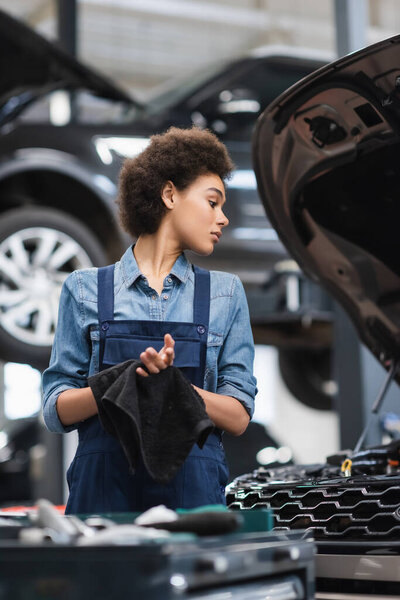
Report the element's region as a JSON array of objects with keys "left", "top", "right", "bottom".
[{"left": 88, "top": 360, "right": 214, "bottom": 484}]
